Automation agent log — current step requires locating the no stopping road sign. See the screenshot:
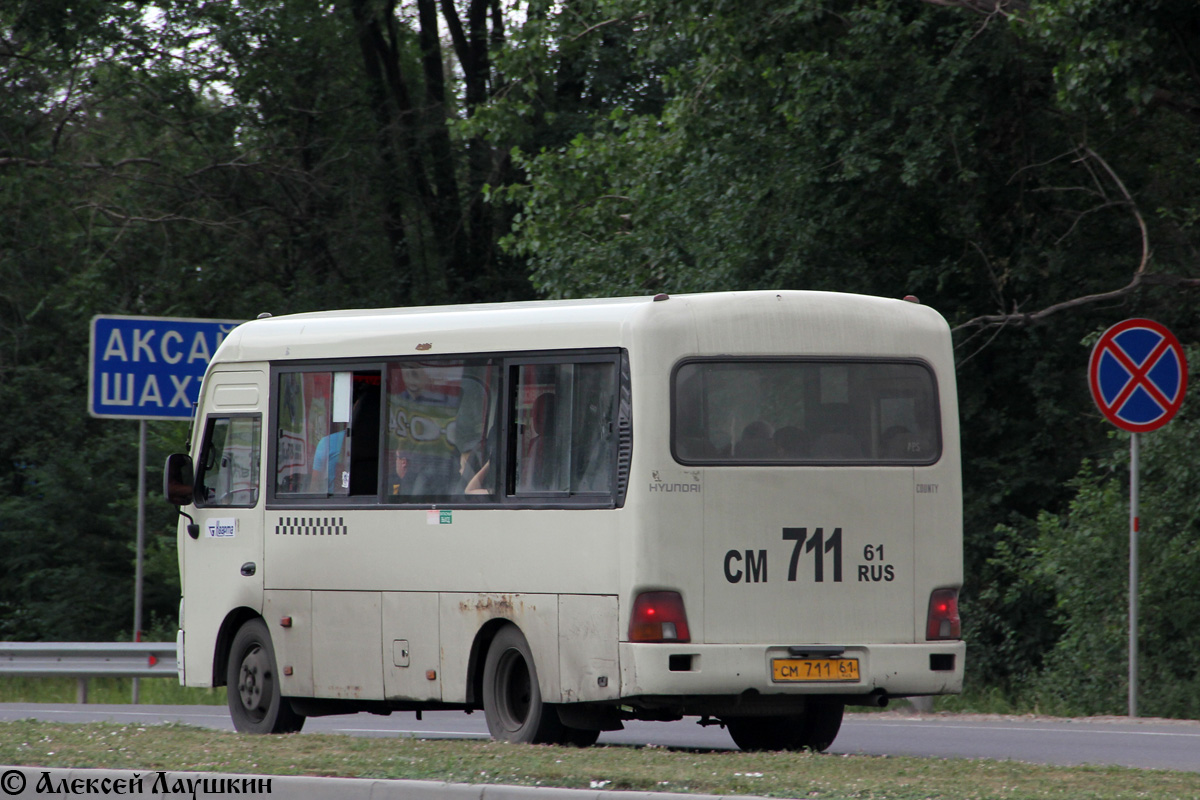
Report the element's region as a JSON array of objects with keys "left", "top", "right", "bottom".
[{"left": 1088, "top": 318, "right": 1188, "bottom": 433}]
